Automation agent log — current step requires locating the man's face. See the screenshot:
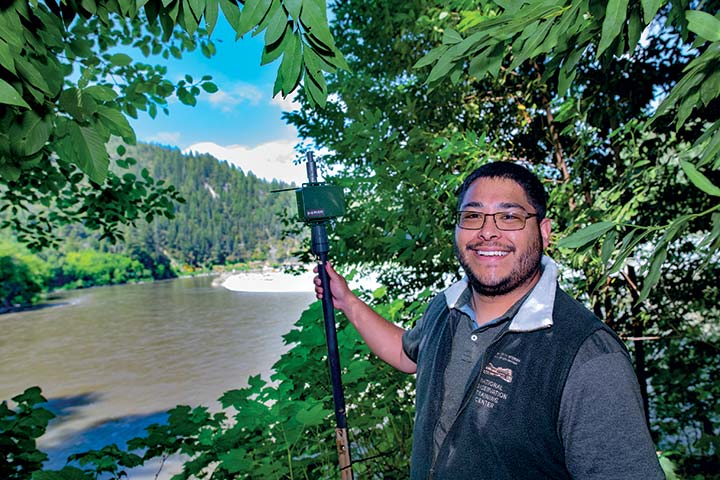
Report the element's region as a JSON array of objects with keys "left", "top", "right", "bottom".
[{"left": 454, "top": 177, "right": 551, "bottom": 297}]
